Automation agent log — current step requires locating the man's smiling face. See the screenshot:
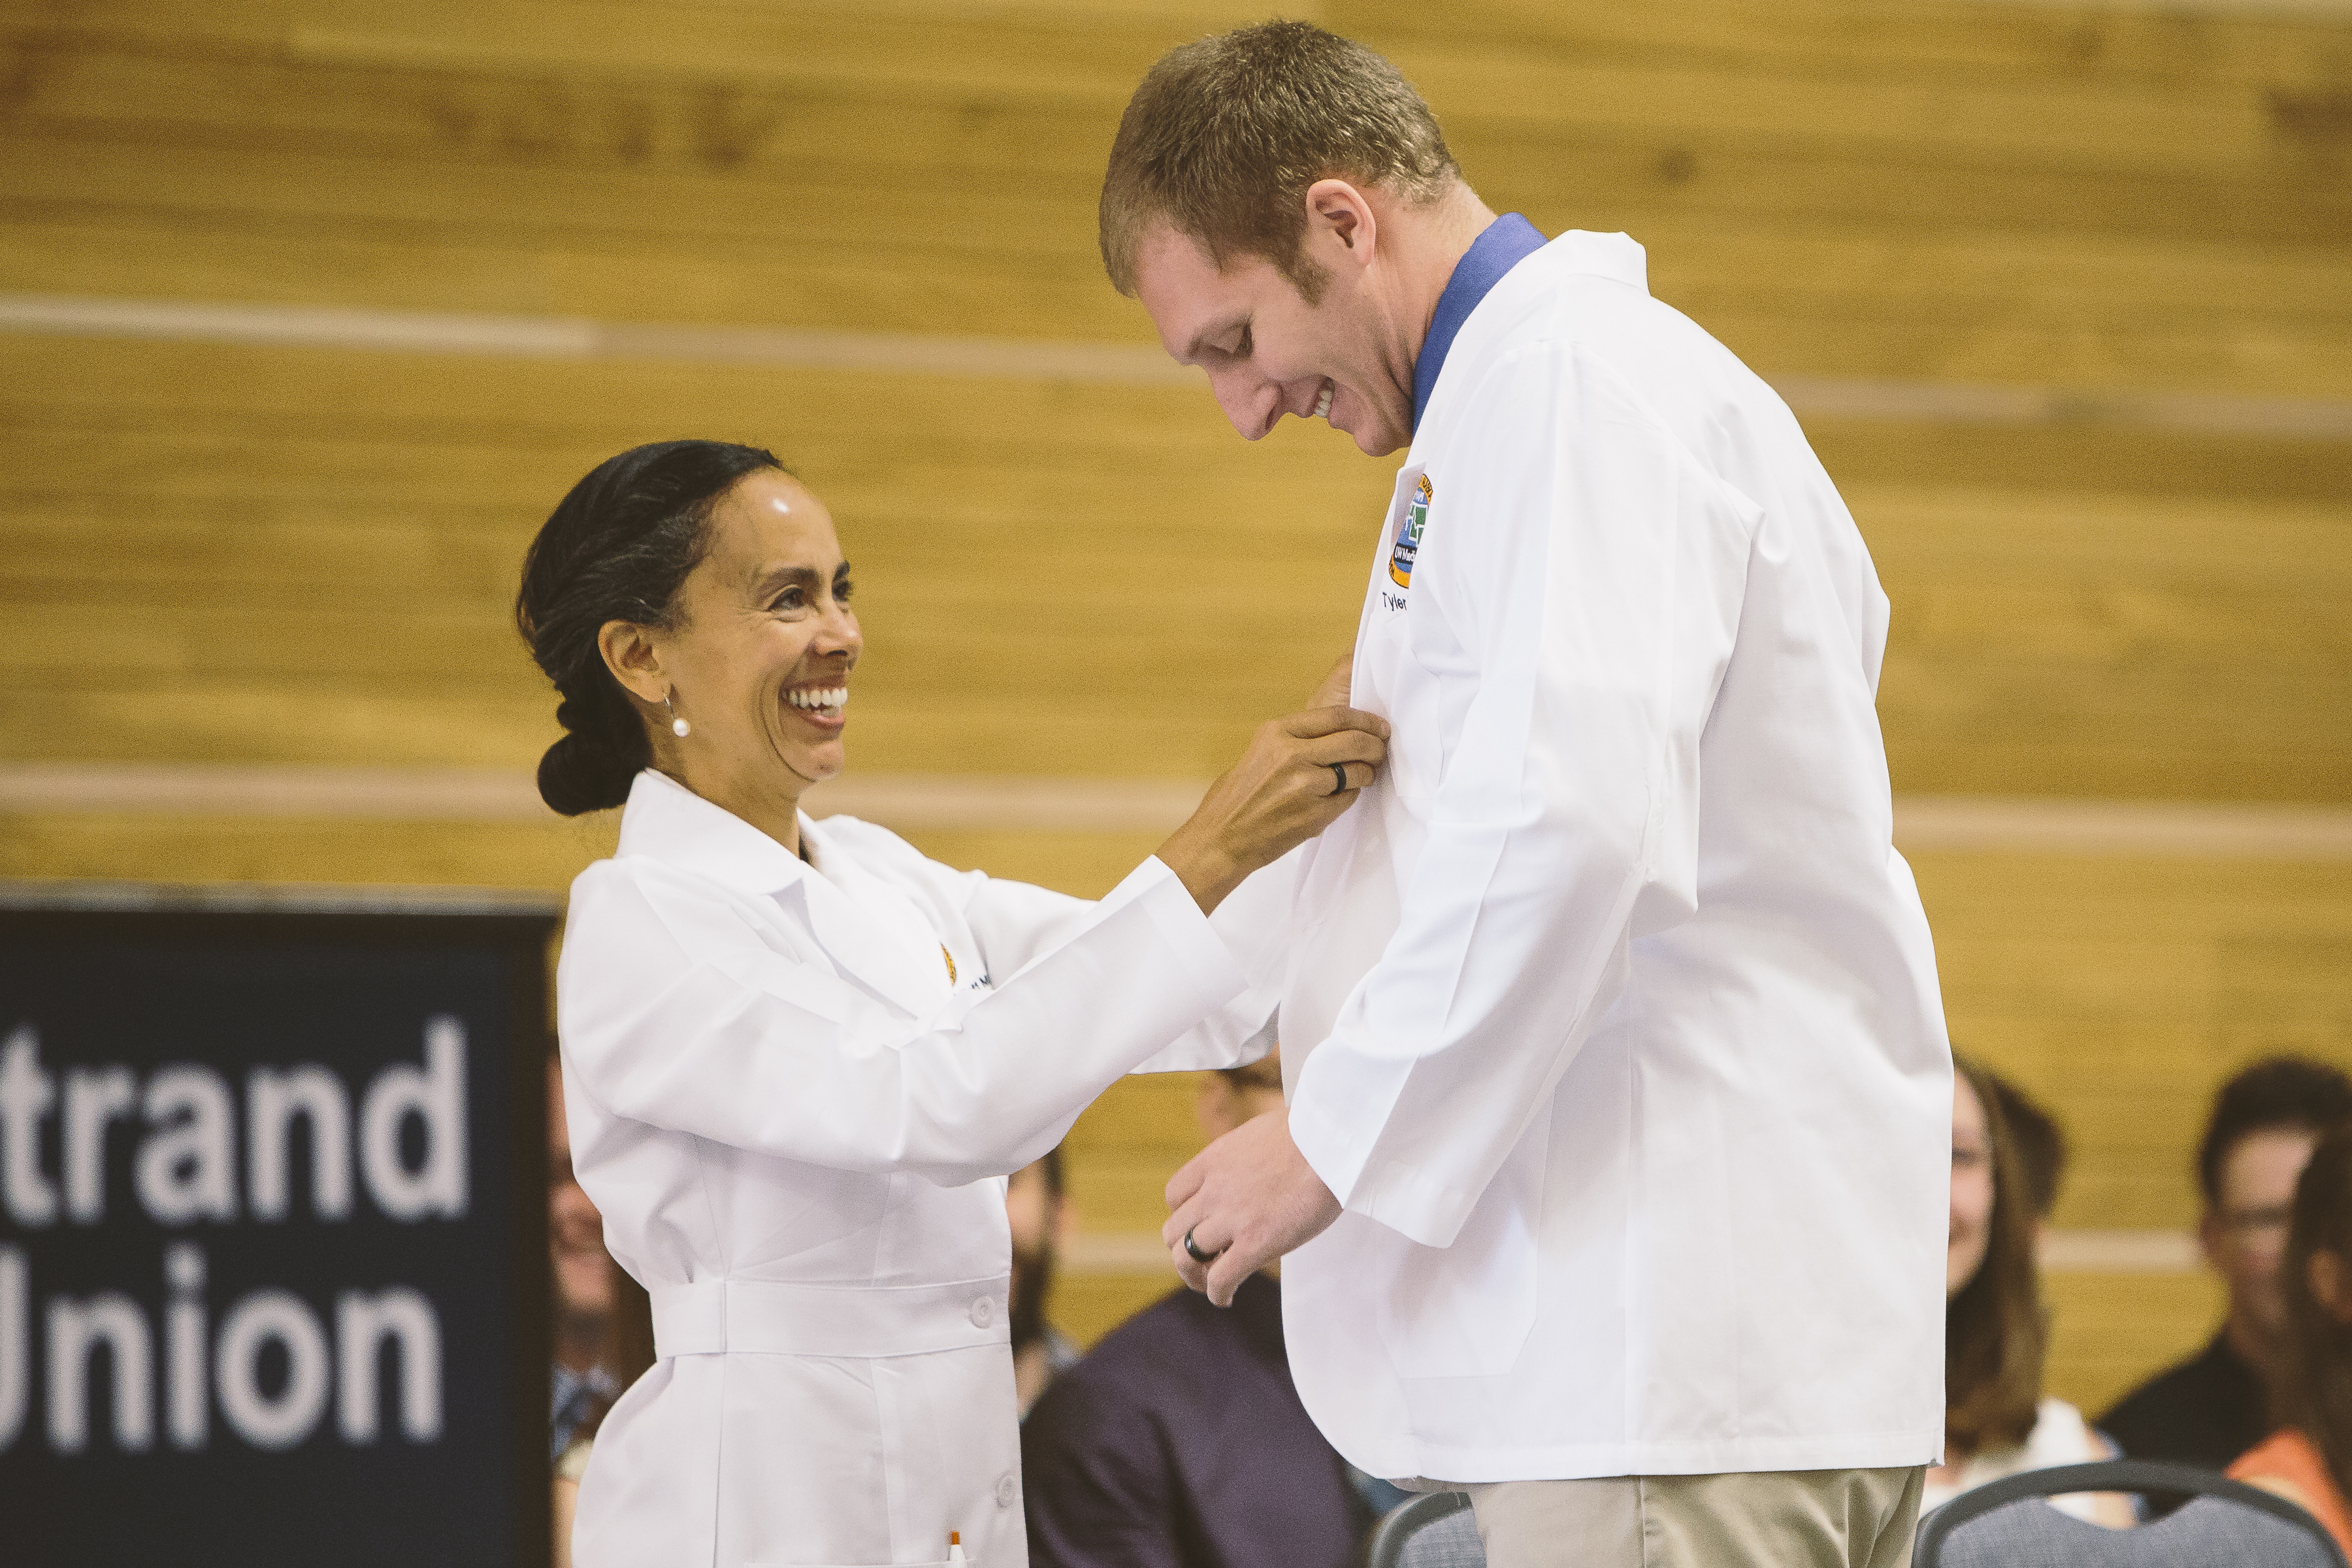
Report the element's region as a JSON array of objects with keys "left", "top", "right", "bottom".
[{"left": 1131, "top": 218, "right": 1416, "bottom": 457}]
